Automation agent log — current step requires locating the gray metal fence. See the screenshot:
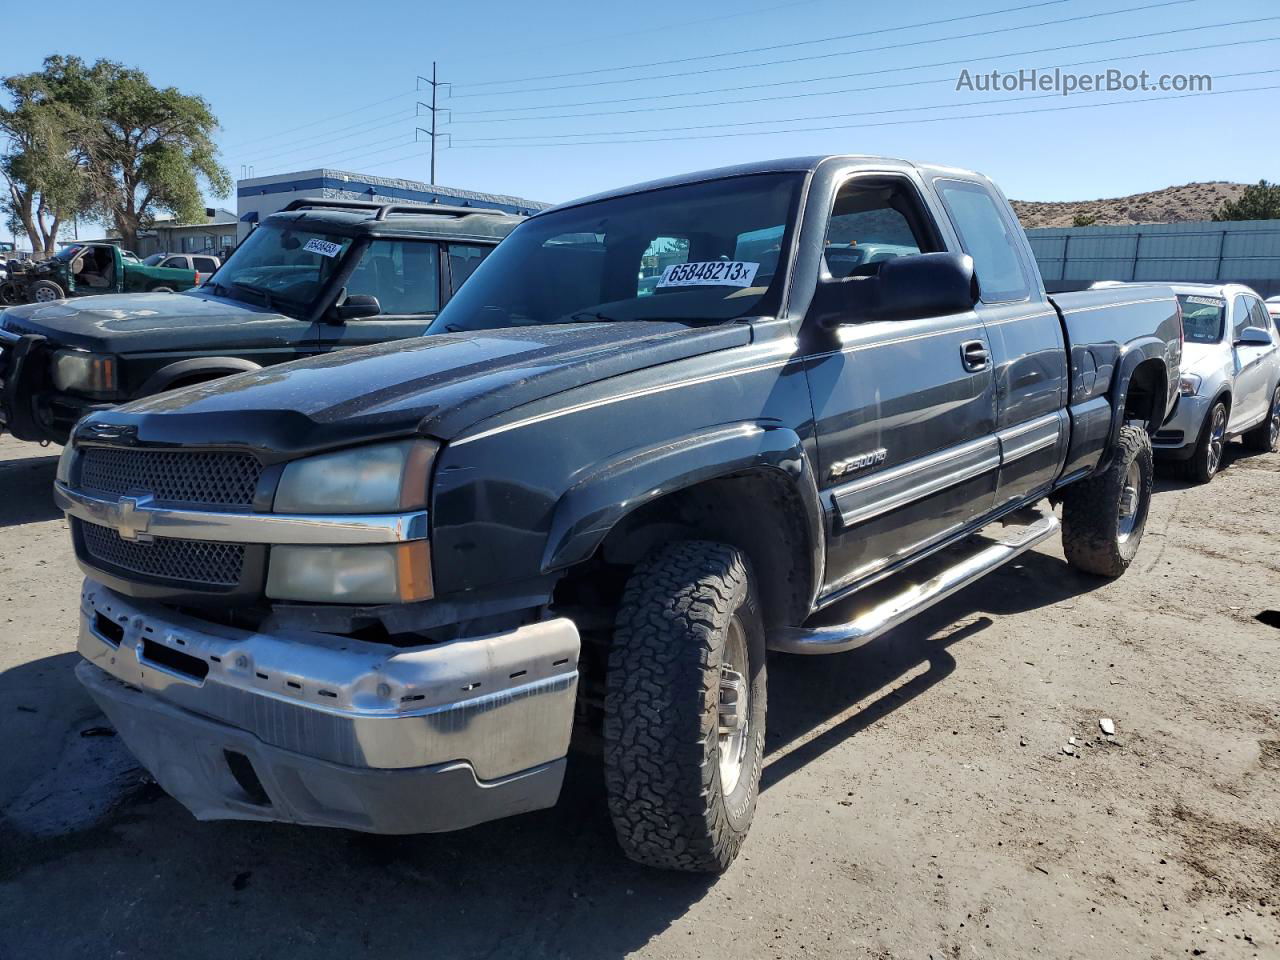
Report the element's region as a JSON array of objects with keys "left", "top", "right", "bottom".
[{"left": 1024, "top": 219, "right": 1280, "bottom": 296}]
